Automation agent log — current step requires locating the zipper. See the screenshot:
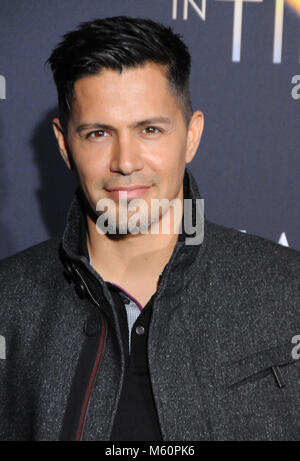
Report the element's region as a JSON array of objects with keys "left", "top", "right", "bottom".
[
  {"left": 76, "top": 315, "right": 107, "bottom": 441},
  {"left": 72, "top": 265, "right": 108, "bottom": 441},
  {"left": 228, "top": 366, "right": 287, "bottom": 390}
]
